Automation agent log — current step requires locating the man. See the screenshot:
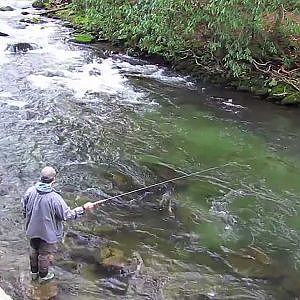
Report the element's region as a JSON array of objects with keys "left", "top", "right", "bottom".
[{"left": 21, "top": 166, "right": 94, "bottom": 283}]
